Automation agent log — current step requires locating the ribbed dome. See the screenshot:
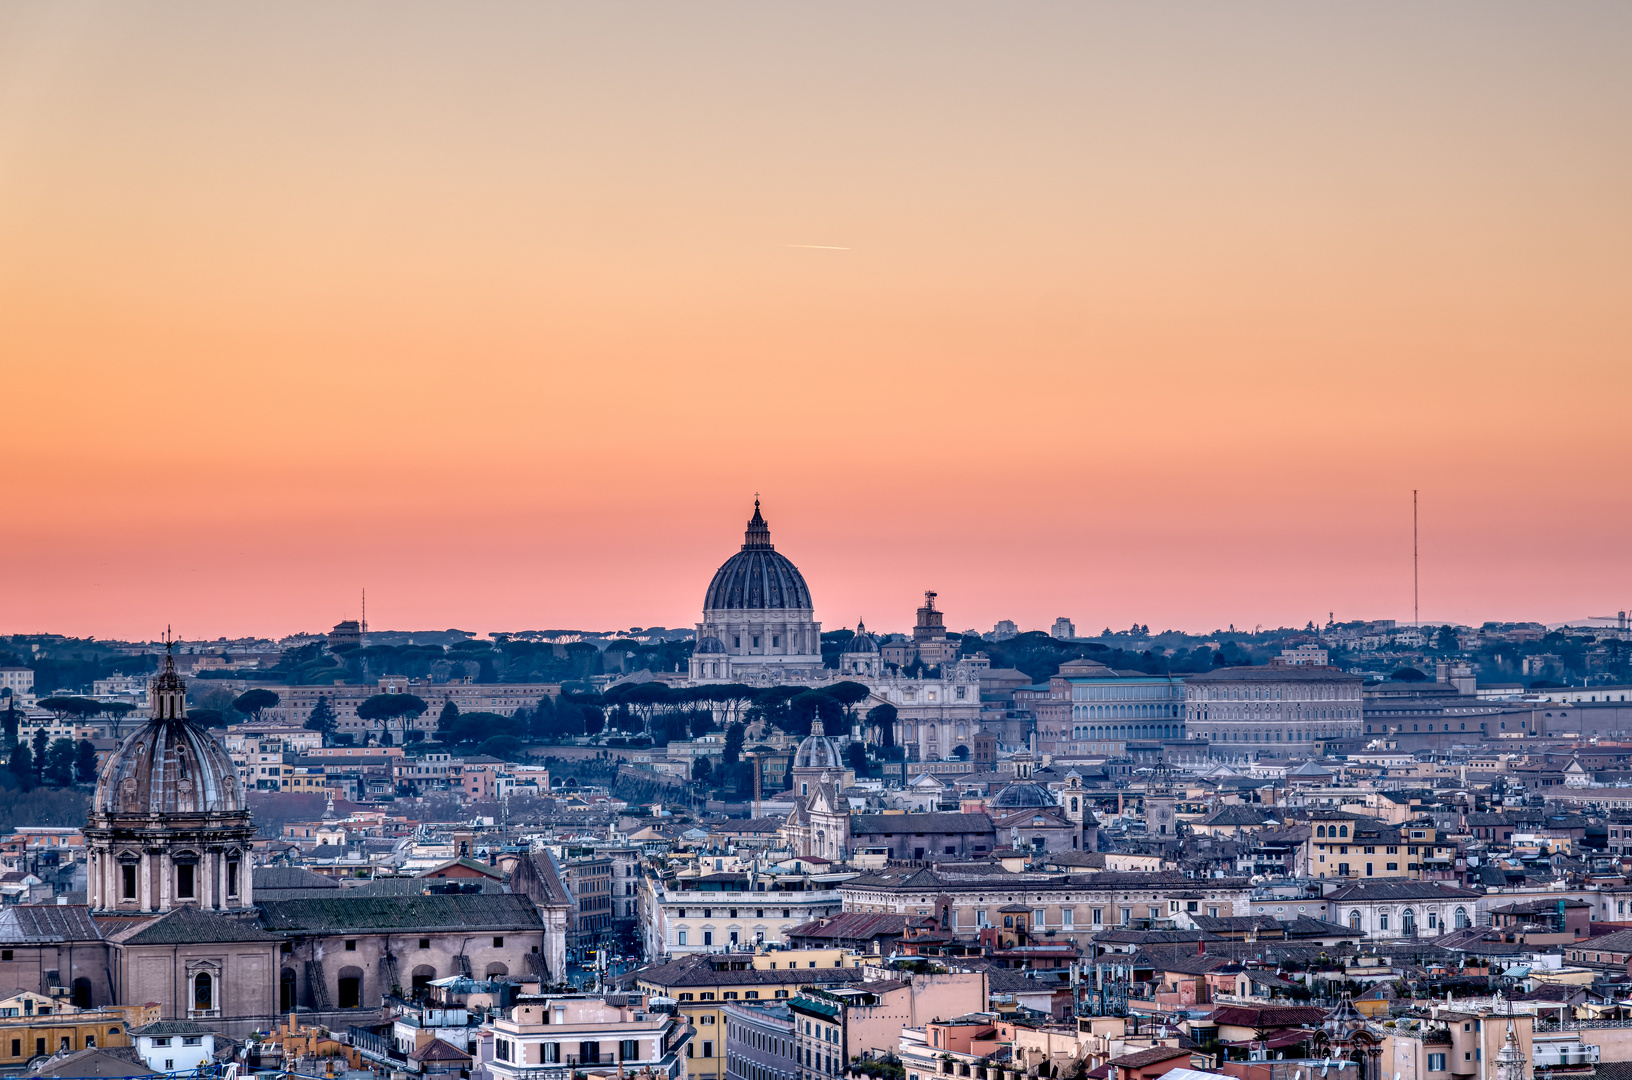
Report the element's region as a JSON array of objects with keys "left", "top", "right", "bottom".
[
  {"left": 794, "top": 731, "right": 842, "bottom": 771},
  {"left": 990, "top": 781, "right": 1056, "bottom": 810},
  {"left": 703, "top": 501, "right": 814, "bottom": 612},
  {"left": 695, "top": 636, "right": 727, "bottom": 654},
  {"left": 843, "top": 621, "right": 879, "bottom": 654},
  {"left": 94, "top": 655, "right": 243, "bottom": 816}
]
